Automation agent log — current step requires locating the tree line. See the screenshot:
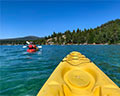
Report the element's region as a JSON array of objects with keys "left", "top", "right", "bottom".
[
  {"left": 34, "top": 19, "right": 120, "bottom": 45},
  {"left": 0, "top": 19, "right": 120, "bottom": 45}
]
